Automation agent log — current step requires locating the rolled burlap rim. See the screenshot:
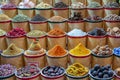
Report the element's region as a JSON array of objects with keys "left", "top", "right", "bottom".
[{"left": 0, "top": 74, "right": 15, "bottom": 80}]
